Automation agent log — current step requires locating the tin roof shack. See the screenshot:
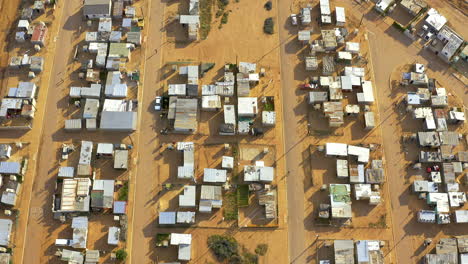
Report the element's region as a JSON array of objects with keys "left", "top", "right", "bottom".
[
  {"left": 323, "top": 101, "right": 344, "bottom": 127},
  {"left": 316, "top": 0, "right": 330, "bottom": 24},
  {"left": 345, "top": 42, "right": 360, "bottom": 54},
  {"left": 305, "top": 56, "right": 318, "bottom": 71},
  {"left": 170, "top": 233, "right": 192, "bottom": 261},
  {"left": 220, "top": 105, "right": 236, "bottom": 135},
  {"left": 58, "top": 167, "right": 75, "bottom": 178},
  {"left": 439, "top": 131, "right": 460, "bottom": 146},
  {"left": 427, "top": 192, "right": 449, "bottom": 213},
  {"left": 418, "top": 132, "right": 441, "bottom": 148},
  {"left": 199, "top": 185, "right": 222, "bottom": 213},
  {"left": 83, "top": 99, "right": 99, "bottom": 119},
  {"left": 364, "top": 112, "right": 375, "bottom": 130},
  {"left": 365, "top": 160, "right": 385, "bottom": 184},
  {"left": 177, "top": 211, "right": 196, "bottom": 224},
  {"left": 400, "top": 0, "right": 427, "bottom": 16},
  {"left": 127, "top": 31, "right": 142, "bottom": 46},
  {"left": 308, "top": 92, "right": 328, "bottom": 104},
  {"left": 222, "top": 156, "right": 234, "bottom": 170},
  {"left": 173, "top": 98, "right": 198, "bottom": 133},
  {"left": 298, "top": 30, "right": 311, "bottom": 45},
  {"left": 98, "top": 17, "right": 112, "bottom": 32},
  {"left": 65, "top": 119, "right": 82, "bottom": 131},
  {"left": 108, "top": 43, "right": 133, "bottom": 61},
  {"left": 448, "top": 108, "right": 465, "bottom": 124},
  {"left": 0, "top": 145, "right": 12, "bottom": 160},
  {"left": 179, "top": 186, "right": 196, "bottom": 207},
  {"left": 55, "top": 178, "right": 91, "bottom": 213},
  {"left": 180, "top": 15, "right": 200, "bottom": 41},
  {"left": 100, "top": 102, "right": 138, "bottom": 132},
  {"left": 300, "top": 7, "right": 311, "bottom": 25},
  {"left": 329, "top": 184, "right": 352, "bottom": 219},
  {"left": 203, "top": 168, "right": 227, "bottom": 183},
  {"left": 60, "top": 249, "right": 85, "bottom": 263},
  {"left": 243, "top": 165, "right": 275, "bottom": 182},
  {"left": 112, "top": 0, "right": 123, "bottom": 18},
  {"left": 258, "top": 189, "right": 277, "bottom": 219},
  {"left": 262, "top": 111, "right": 276, "bottom": 126},
  {"left": 78, "top": 141, "right": 93, "bottom": 176},
  {"left": 322, "top": 56, "right": 335, "bottom": 76},
  {"left": 70, "top": 216, "right": 88, "bottom": 249},
  {"left": 0, "top": 253, "right": 11, "bottom": 264},
  {"left": 424, "top": 8, "right": 447, "bottom": 31},
  {"left": 418, "top": 210, "right": 436, "bottom": 223},
  {"left": 83, "top": 0, "right": 112, "bottom": 19},
  {"left": 31, "top": 23, "right": 48, "bottom": 47},
  {"left": 326, "top": 143, "right": 348, "bottom": 157},
  {"left": 177, "top": 142, "right": 194, "bottom": 179},
  {"left": 1, "top": 181, "right": 21, "bottom": 206},
  {"left": 179, "top": 65, "right": 199, "bottom": 85},
  {"left": 0, "top": 162, "right": 22, "bottom": 175},
  {"left": 355, "top": 240, "right": 384, "bottom": 264},
  {"left": 91, "top": 180, "right": 114, "bottom": 210},
  {"left": 334, "top": 240, "right": 354, "bottom": 264},
  {"left": 21, "top": 7, "right": 33, "bottom": 21},
  {"left": 336, "top": 160, "right": 348, "bottom": 178},
  {"left": 114, "top": 150, "right": 128, "bottom": 170},
  {"left": 107, "top": 226, "right": 120, "bottom": 246},
  {"left": 429, "top": 25, "right": 464, "bottom": 63},
  {"left": 321, "top": 30, "right": 337, "bottom": 51},
  {"left": 29, "top": 56, "right": 44, "bottom": 72},
  {"left": 448, "top": 192, "right": 466, "bottom": 207},
  {"left": 238, "top": 97, "right": 258, "bottom": 117},
  {"left": 105, "top": 71, "right": 128, "bottom": 98},
  {"left": 201, "top": 95, "right": 221, "bottom": 111},
  {"left": 0, "top": 219, "right": 12, "bottom": 247},
  {"left": 455, "top": 210, "right": 468, "bottom": 223},
  {"left": 159, "top": 212, "right": 176, "bottom": 225},
  {"left": 413, "top": 180, "right": 438, "bottom": 193},
  {"left": 357, "top": 81, "right": 375, "bottom": 104},
  {"left": 335, "top": 7, "right": 346, "bottom": 26},
  {"left": 457, "top": 237, "right": 468, "bottom": 253}
]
